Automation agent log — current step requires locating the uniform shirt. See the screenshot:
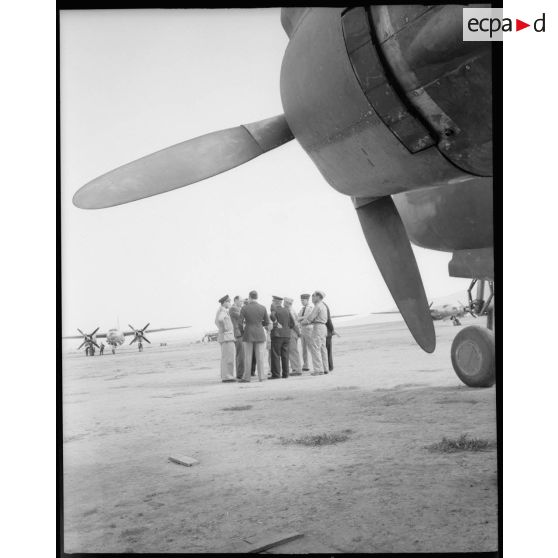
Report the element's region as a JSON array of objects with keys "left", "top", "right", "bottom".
[
  {"left": 302, "top": 301, "right": 328, "bottom": 325},
  {"left": 240, "top": 301, "right": 270, "bottom": 343},
  {"left": 298, "top": 304, "right": 314, "bottom": 329},
  {"left": 270, "top": 305, "right": 295, "bottom": 339},
  {"left": 215, "top": 306, "right": 235, "bottom": 343}
]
